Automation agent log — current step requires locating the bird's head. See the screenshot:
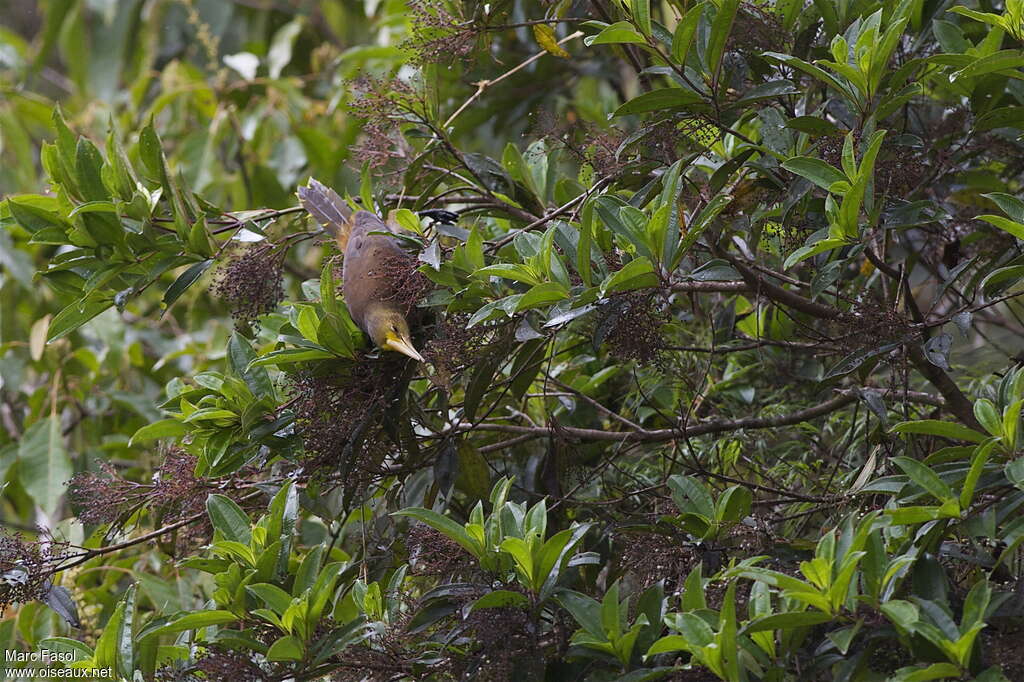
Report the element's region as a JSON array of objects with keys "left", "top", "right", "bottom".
[{"left": 364, "top": 305, "right": 424, "bottom": 362}]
